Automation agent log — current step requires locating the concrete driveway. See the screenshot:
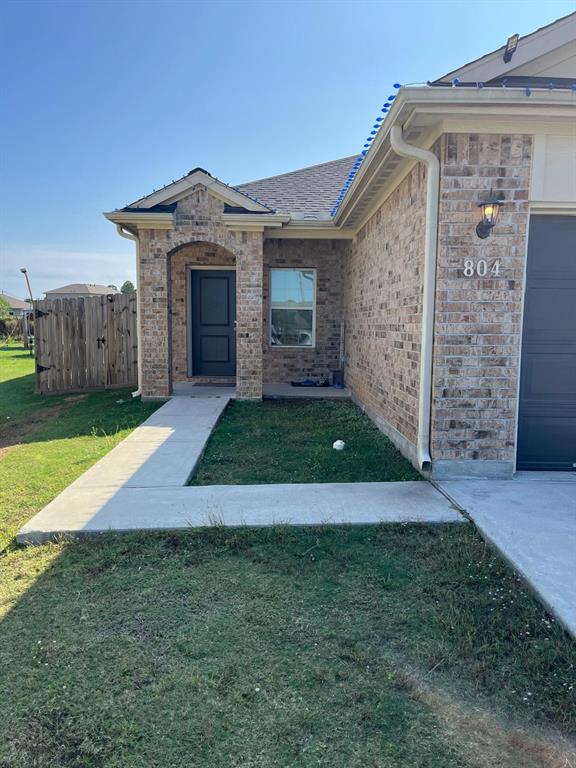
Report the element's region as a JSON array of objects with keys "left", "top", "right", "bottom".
[{"left": 439, "top": 473, "right": 576, "bottom": 638}]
